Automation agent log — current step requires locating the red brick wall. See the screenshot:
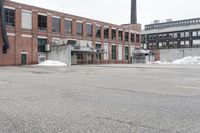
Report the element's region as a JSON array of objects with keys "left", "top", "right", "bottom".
[{"left": 0, "top": 0, "right": 141, "bottom": 66}]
